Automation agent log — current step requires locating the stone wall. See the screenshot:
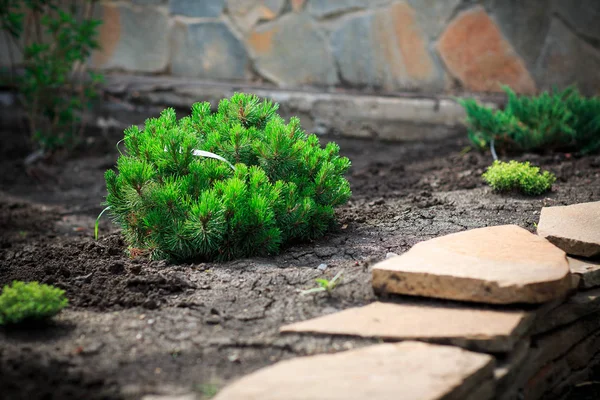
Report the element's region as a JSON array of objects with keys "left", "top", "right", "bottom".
[
  {"left": 81, "top": 0, "right": 600, "bottom": 95},
  {"left": 2, "top": 0, "right": 600, "bottom": 96}
]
